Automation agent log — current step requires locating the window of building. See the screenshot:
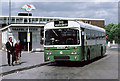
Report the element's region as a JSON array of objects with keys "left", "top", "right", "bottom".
[
  {"left": 46, "top": 19, "right": 50, "bottom": 22},
  {"left": 39, "top": 18, "right": 42, "bottom": 21},
  {"left": 39, "top": 18, "right": 47, "bottom": 23},
  {"left": 32, "top": 18, "right": 38, "bottom": 23},
  {"left": 0, "top": 18, "right": 3, "bottom": 24},
  {"left": 11, "top": 18, "right": 15, "bottom": 23},
  {"left": 54, "top": 19, "right": 59, "bottom": 21},
  {"left": 16, "top": 18, "right": 23, "bottom": 23},
  {"left": 85, "top": 21, "right": 91, "bottom": 24},
  {"left": 24, "top": 18, "right": 27, "bottom": 23},
  {"left": 49, "top": 19, "right": 53, "bottom": 22},
  {"left": 43, "top": 18, "right": 46, "bottom": 21}
]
